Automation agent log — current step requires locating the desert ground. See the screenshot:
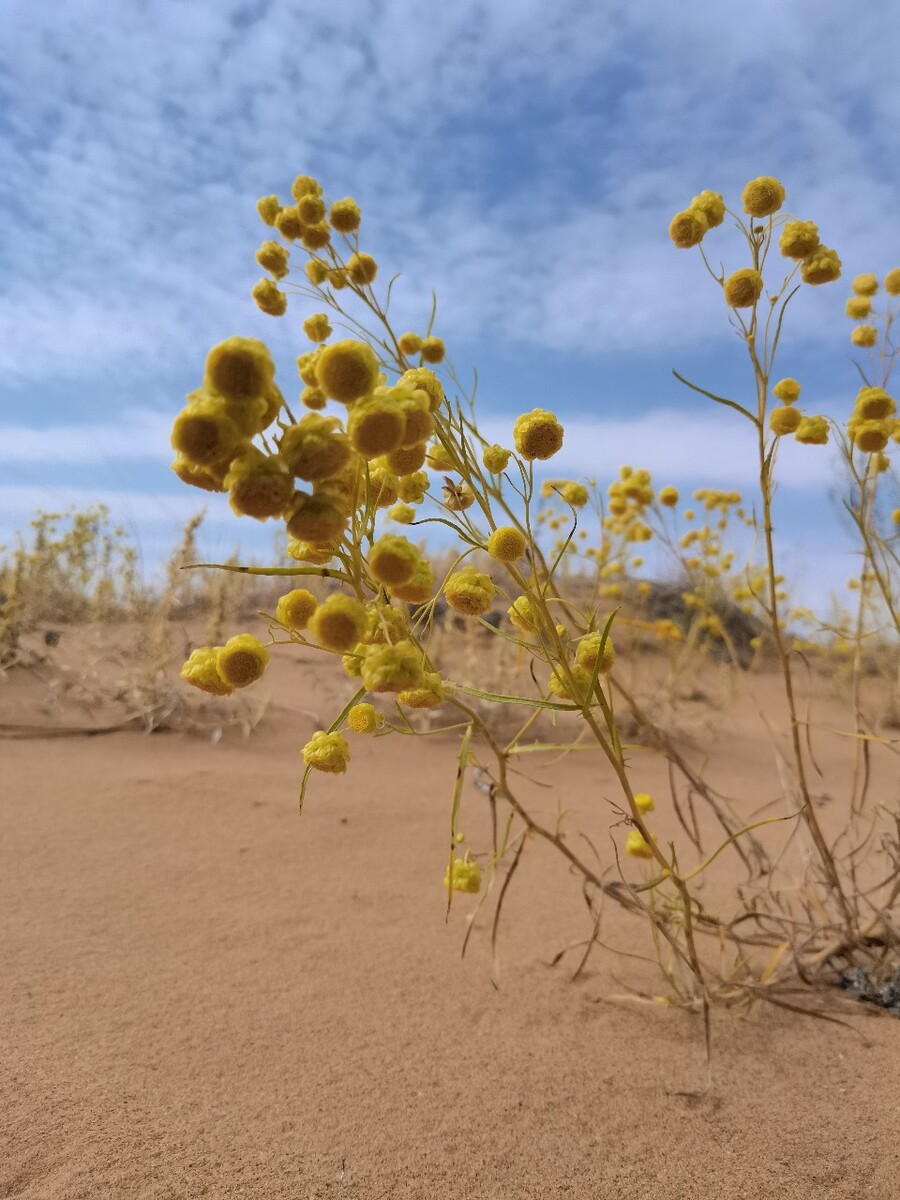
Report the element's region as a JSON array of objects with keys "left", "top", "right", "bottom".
[{"left": 2, "top": 630, "right": 899, "bottom": 1199}]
